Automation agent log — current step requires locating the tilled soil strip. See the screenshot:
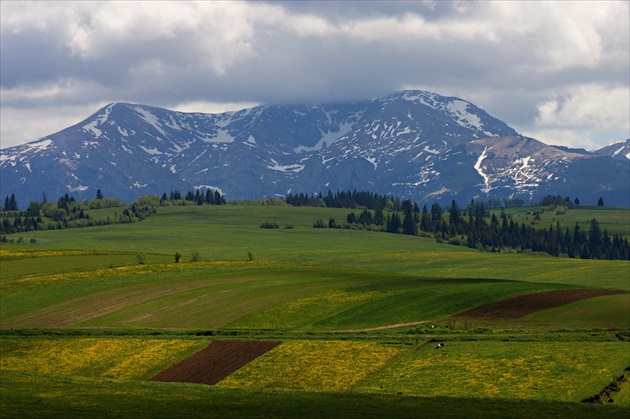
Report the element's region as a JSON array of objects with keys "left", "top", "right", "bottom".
[
  {"left": 453, "top": 289, "right": 628, "bottom": 319},
  {"left": 150, "top": 340, "right": 281, "bottom": 385}
]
